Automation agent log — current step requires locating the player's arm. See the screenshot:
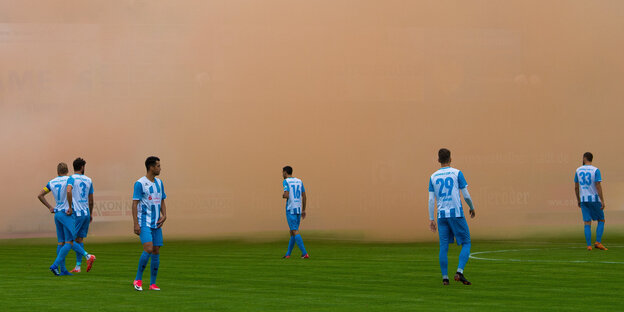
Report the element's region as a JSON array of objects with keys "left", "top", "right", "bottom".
[
  {"left": 157, "top": 199, "right": 167, "bottom": 228},
  {"left": 132, "top": 200, "right": 140, "bottom": 235},
  {"left": 38, "top": 188, "right": 54, "bottom": 213},
  {"left": 88, "top": 193, "right": 94, "bottom": 222},
  {"left": 461, "top": 187, "right": 475, "bottom": 218},
  {"left": 282, "top": 180, "right": 289, "bottom": 199},
  {"left": 574, "top": 182, "right": 581, "bottom": 208},
  {"left": 66, "top": 180, "right": 74, "bottom": 216},
  {"left": 596, "top": 182, "right": 605, "bottom": 210},
  {"left": 301, "top": 191, "right": 307, "bottom": 219},
  {"left": 428, "top": 191, "right": 436, "bottom": 232}
]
